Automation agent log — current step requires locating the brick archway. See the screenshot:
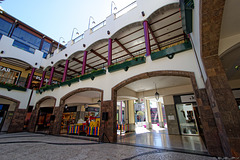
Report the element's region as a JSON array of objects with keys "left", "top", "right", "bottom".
[
  {"left": 50, "top": 87, "right": 103, "bottom": 135},
  {"left": 28, "top": 96, "right": 56, "bottom": 133},
  {"left": 0, "top": 94, "right": 21, "bottom": 133},
  {"left": 108, "top": 70, "right": 199, "bottom": 142}
]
